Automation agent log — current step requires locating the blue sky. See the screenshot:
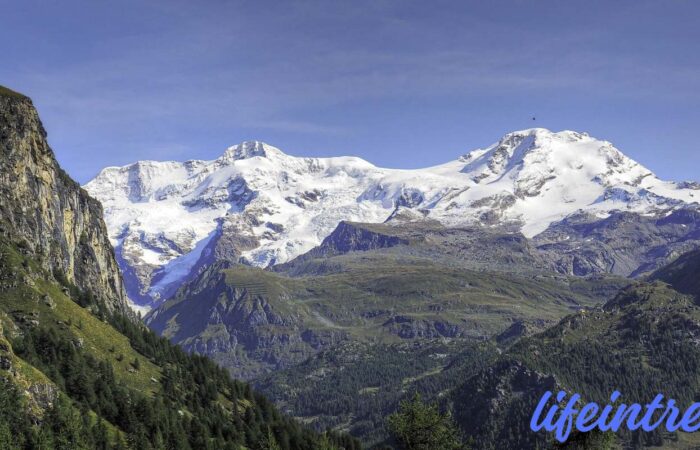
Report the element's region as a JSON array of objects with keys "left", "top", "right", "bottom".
[{"left": 1, "top": 0, "right": 698, "bottom": 183}]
